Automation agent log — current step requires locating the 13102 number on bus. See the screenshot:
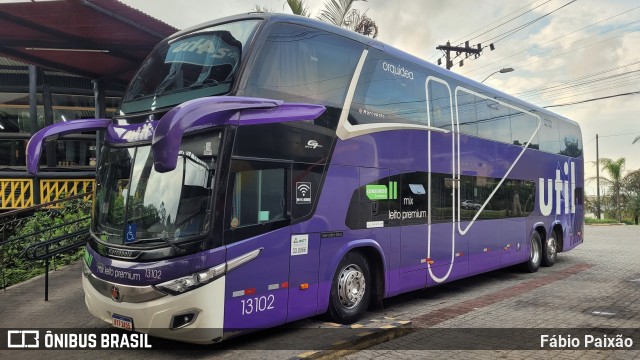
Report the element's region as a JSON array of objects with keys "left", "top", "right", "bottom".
[{"left": 241, "top": 295, "right": 275, "bottom": 315}]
